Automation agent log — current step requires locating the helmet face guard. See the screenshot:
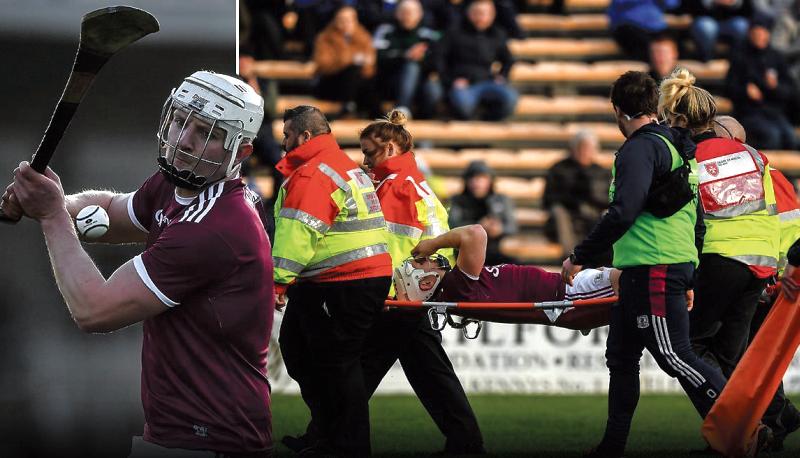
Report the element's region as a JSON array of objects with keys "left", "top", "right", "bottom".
[
  {"left": 157, "top": 98, "right": 243, "bottom": 191},
  {"left": 393, "top": 254, "right": 452, "bottom": 301},
  {"left": 156, "top": 71, "right": 265, "bottom": 191}
]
